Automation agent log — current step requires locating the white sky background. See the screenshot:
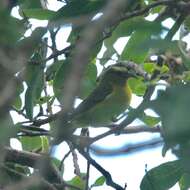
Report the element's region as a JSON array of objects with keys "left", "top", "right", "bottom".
[{"left": 10, "top": 1, "right": 189, "bottom": 189}]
